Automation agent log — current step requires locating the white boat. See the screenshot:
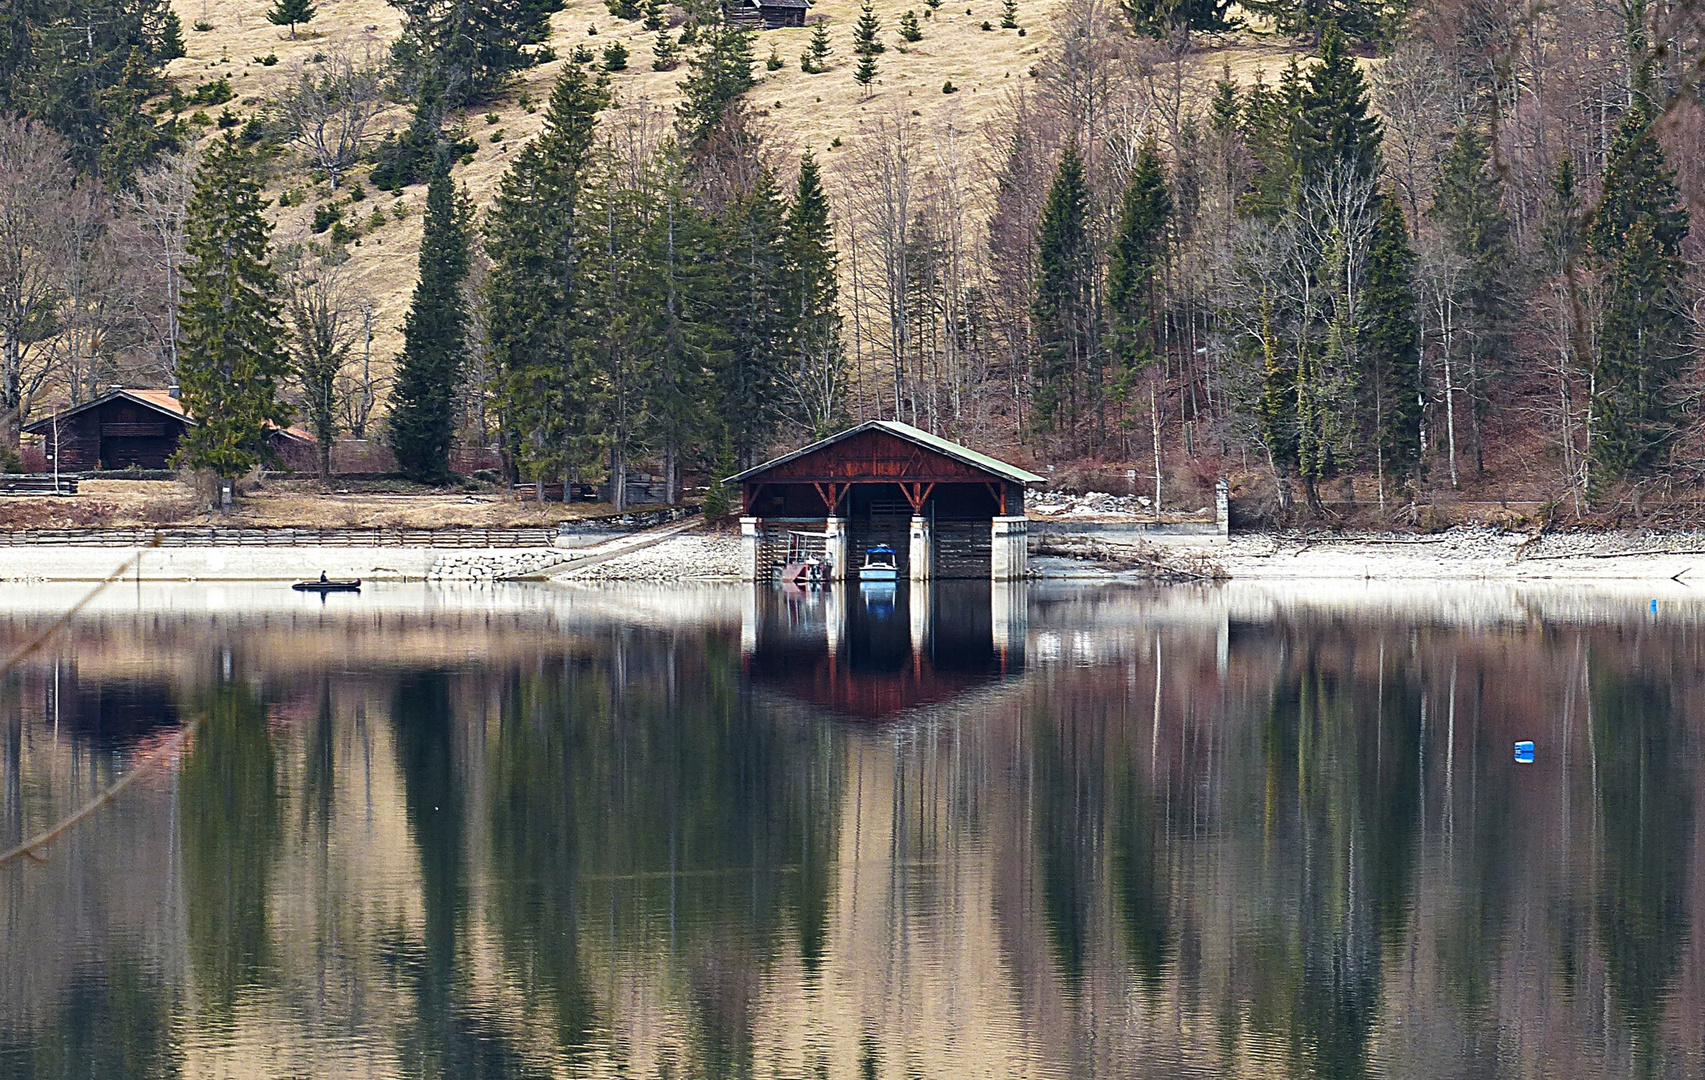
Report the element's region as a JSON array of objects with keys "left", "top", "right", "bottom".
[{"left": 859, "top": 545, "right": 899, "bottom": 582}]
